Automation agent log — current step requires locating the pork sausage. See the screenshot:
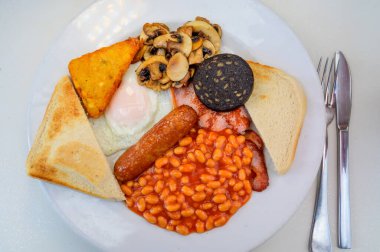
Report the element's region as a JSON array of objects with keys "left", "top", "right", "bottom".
[{"left": 114, "top": 105, "right": 198, "bottom": 182}]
